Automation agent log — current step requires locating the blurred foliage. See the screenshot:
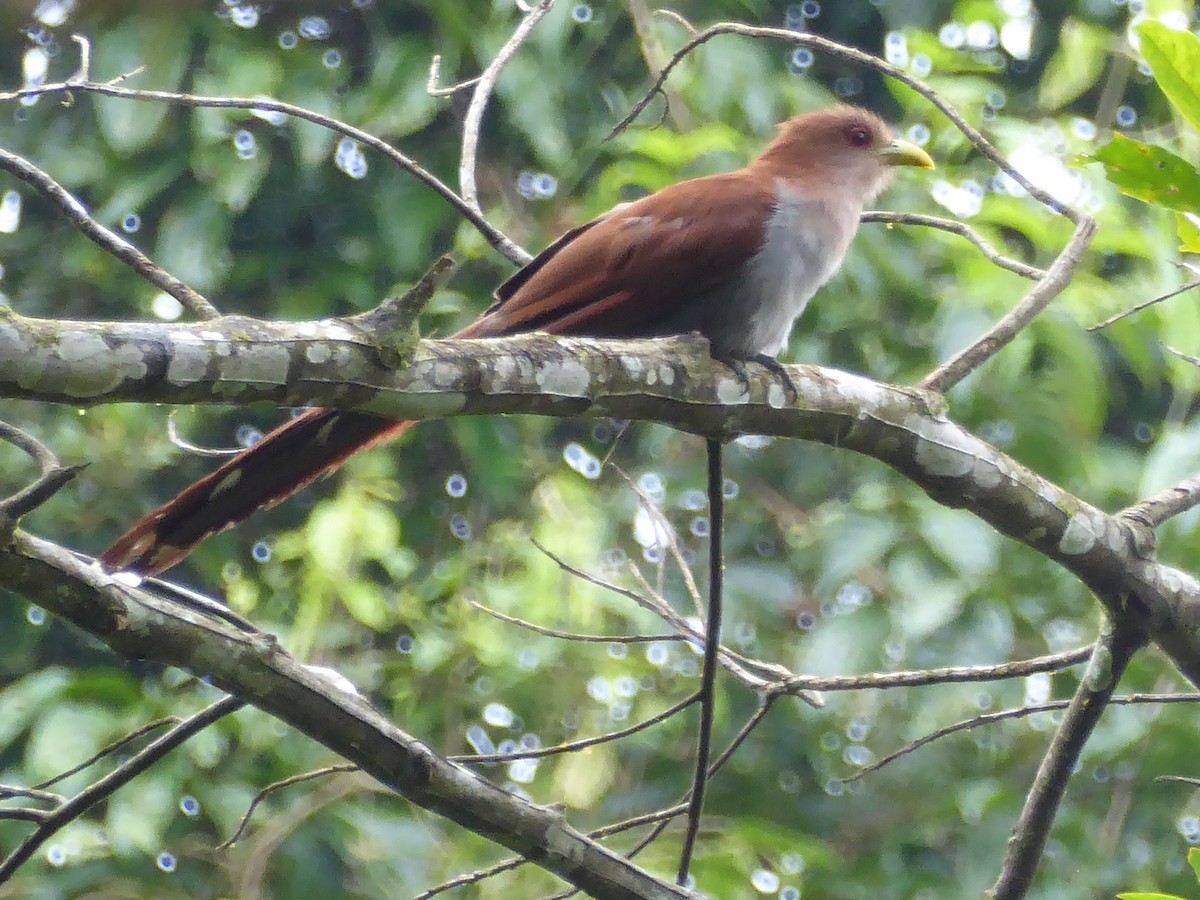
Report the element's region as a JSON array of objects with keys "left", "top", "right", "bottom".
[{"left": 3, "top": 0, "right": 1200, "bottom": 898}]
